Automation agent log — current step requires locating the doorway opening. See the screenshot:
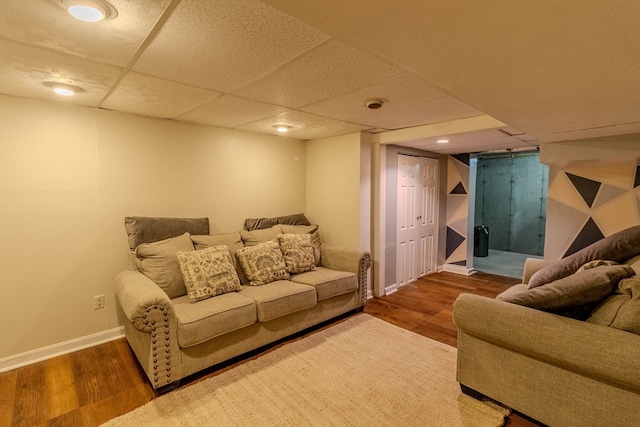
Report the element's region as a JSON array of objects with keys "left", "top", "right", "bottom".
[{"left": 473, "top": 150, "right": 548, "bottom": 278}]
